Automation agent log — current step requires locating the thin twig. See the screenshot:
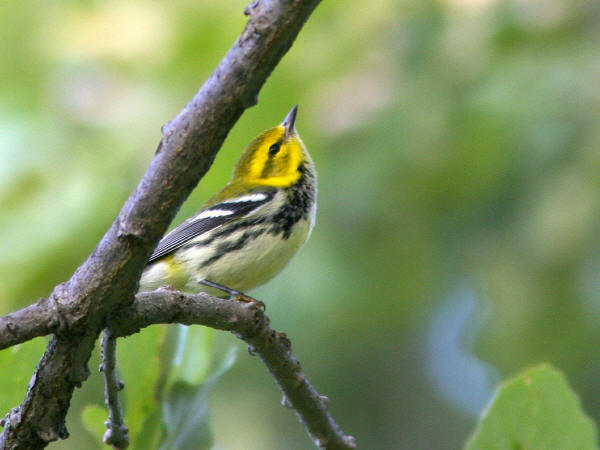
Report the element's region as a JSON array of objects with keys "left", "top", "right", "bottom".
[{"left": 100, "top": 329, "right": 129, "bottom": 449}]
